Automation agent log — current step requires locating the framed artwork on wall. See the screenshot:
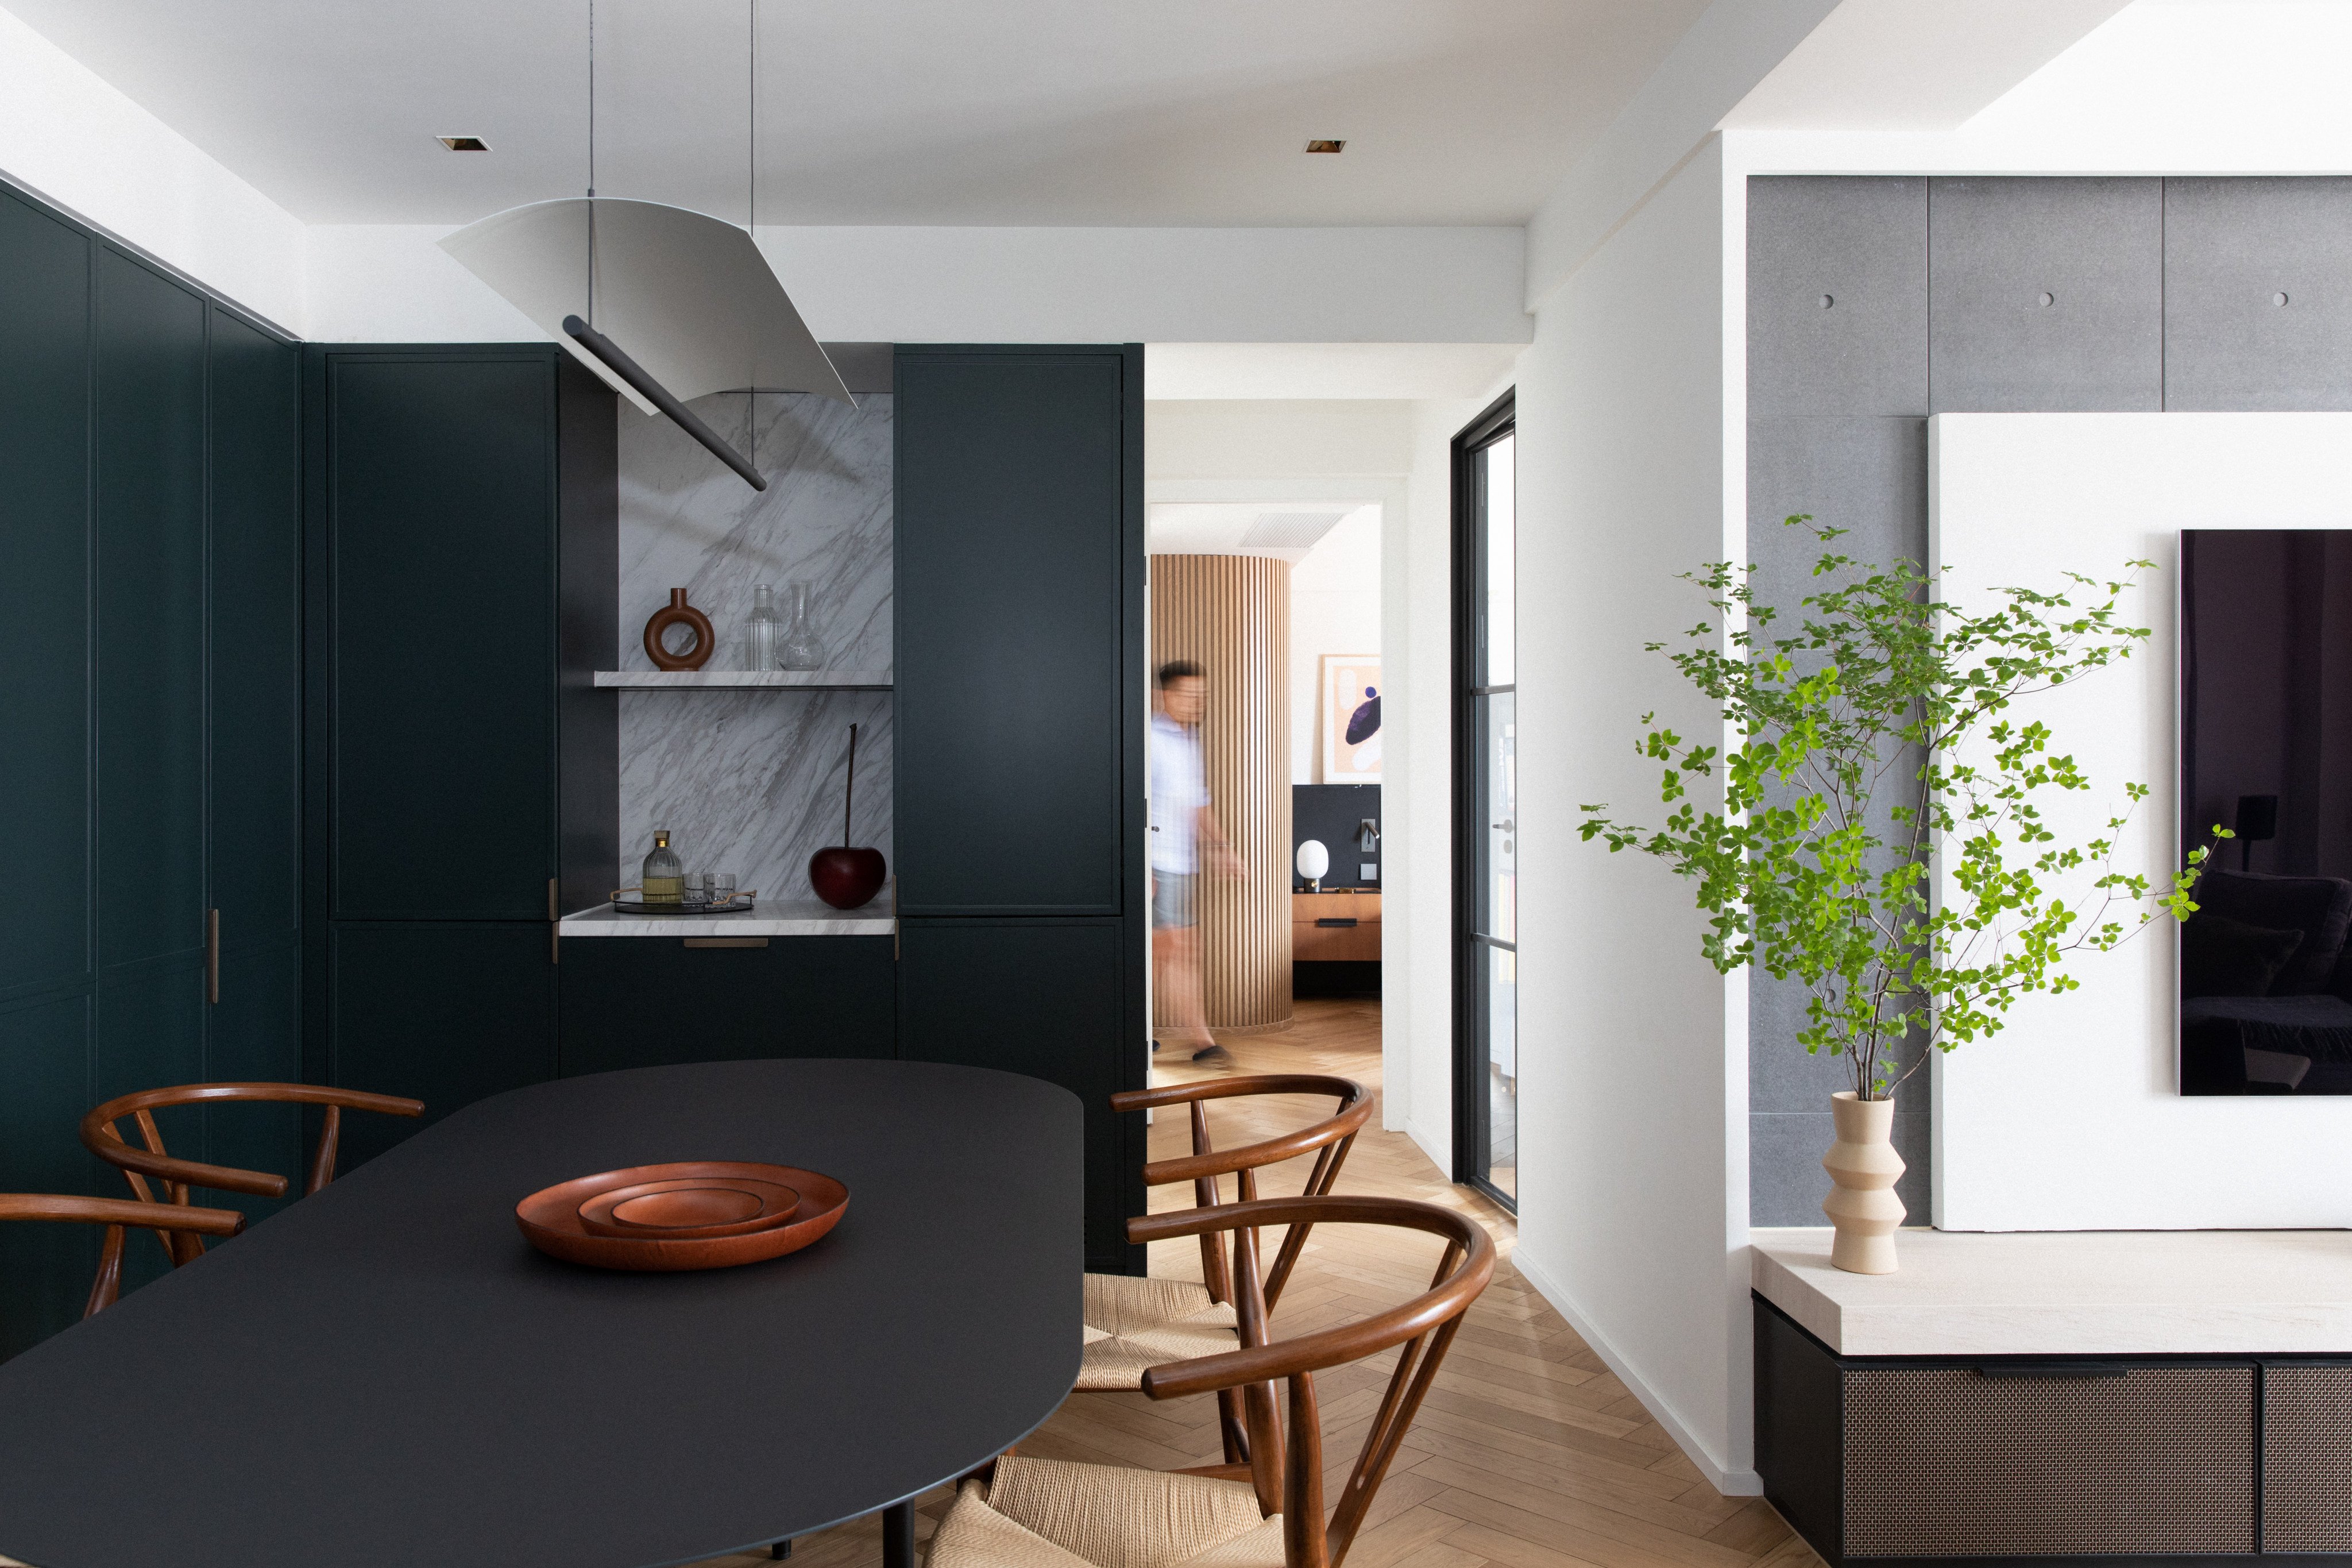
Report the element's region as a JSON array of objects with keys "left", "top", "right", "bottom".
[{"left": 1321, "top": 654, "right": 1382, "bottom": 783}]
